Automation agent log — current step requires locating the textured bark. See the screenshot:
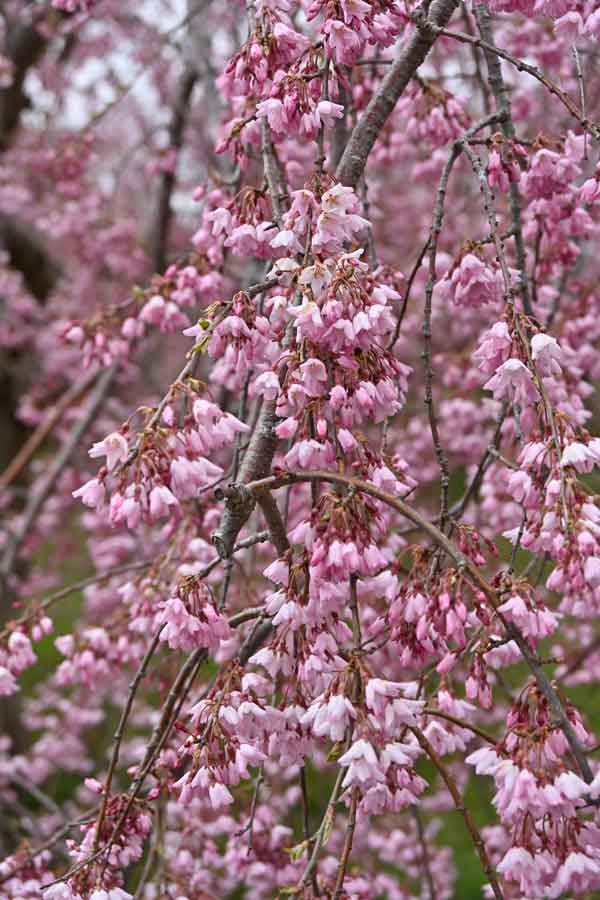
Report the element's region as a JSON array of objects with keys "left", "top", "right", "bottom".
[{"left": 212, "top": 399, "right": 284, "bottom": 559}]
